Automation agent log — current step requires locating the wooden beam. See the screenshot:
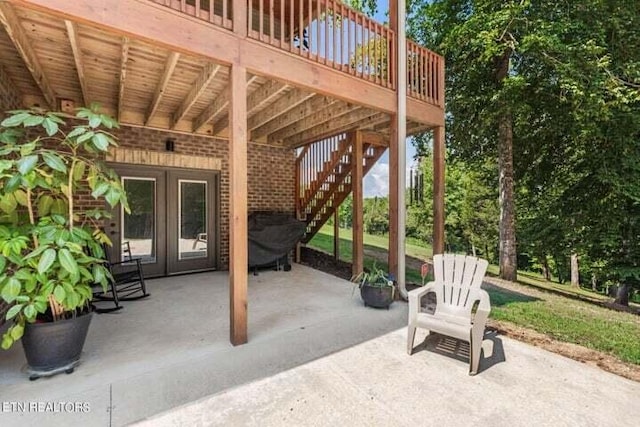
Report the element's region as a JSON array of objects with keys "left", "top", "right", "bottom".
[
  {"left": 229, "top": 65, "right": 248, "bottom": 346},
  {"left": 352, "top": 131, "right": 364, "bottom": 277},
  {"left": 283, "top": 110, "right": 386, "bottom": 148},
  {"left": 248, "top": 90, "right": 315, "bottom": 132},
  {"left": 267, "top": 100, "right": 346, "bottom": 143},
  {"left": 146, "top": 51, "right": 180, "bottom": 125},
  {"left": 251, "top": 93, "right": 327, "bottom": 138},
  {"left": 433, "top": 125, "right": 445, "bottom": 254},
  {"left": 0, "top": 3, "right": 56, "bottom": 109},
  {"left": 360, "top": 130, "right": 388, "bottom": 147},
  {"left": 118, "top": 37, "right": 130, "bottom": 123},
  {"left": 193, "top": 87, "right": 230, "bottom": 132},
  {"left": 194, "top": 75, "right": 257, "bottom": 133},
  {"left": 171, "top": 62, "right": 221, "bottom": 129},
  {"left": 64, "top": 20, "right": 89, "bottom": 107},
  {"left": 212, "top": 80, "right": 288, "bottom": 135},
  {"left": 388, "top": 114, "right": 398, "bottom": 279}
]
